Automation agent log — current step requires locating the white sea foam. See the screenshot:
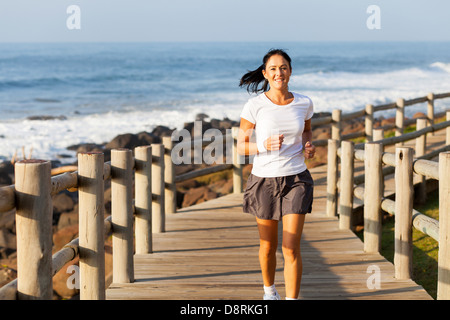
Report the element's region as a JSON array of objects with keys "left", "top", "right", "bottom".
[{"left": 430, "top": 62, "right": 450, "bottom": 73}]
